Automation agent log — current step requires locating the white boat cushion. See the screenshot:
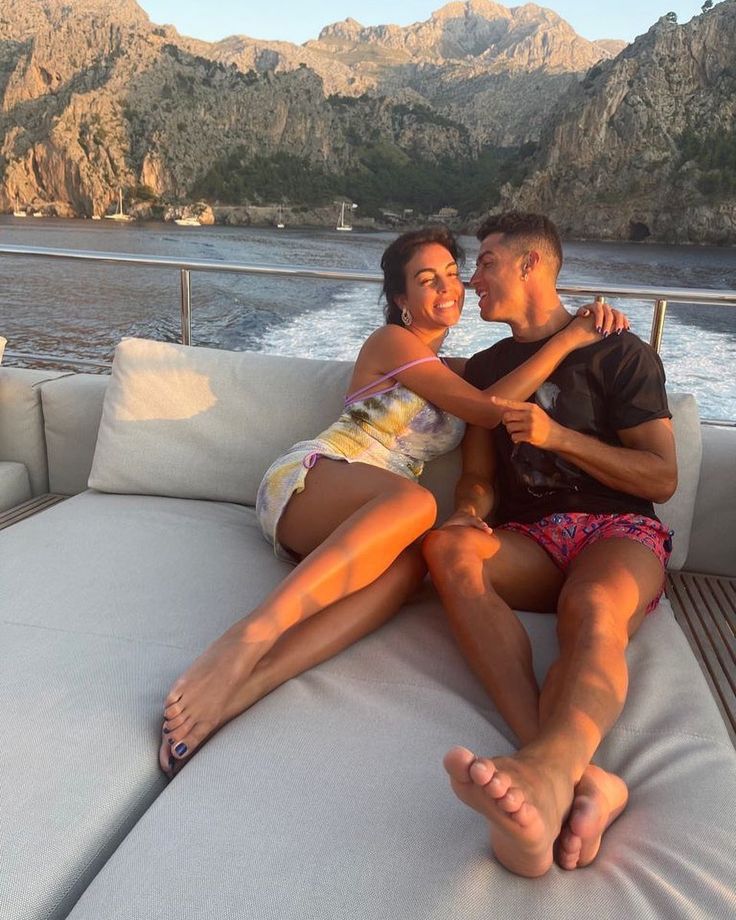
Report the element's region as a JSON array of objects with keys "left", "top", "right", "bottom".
[
  {"left": 1, "top": 491, "right": 734, "bottom": 920},
  {"left": 685, "top": 423, "right": 736, "bottom": 576},
  {"left": 87, "top": 340, "right": 701, "bottom": 568},
  {"left": 0, "top": 460, "right": 31, "bottom": 512},
  {"left": 0, "top": 335, "right": 6, "bottom": 362},
  {"left": 88, "top": 338, "right": 352, "bottom": 505},
  {"left": 41, "top": 372, "right": 109, "bottom": 495},
  {"left": 0, "top": 367, "right": 64, "bottom": 495},
  {"left": 653, "top": 391, "right": 702, "bottom": 570}
]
